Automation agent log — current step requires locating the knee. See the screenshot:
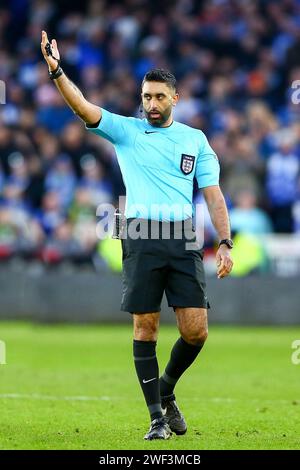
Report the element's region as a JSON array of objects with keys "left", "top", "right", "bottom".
[
  {"left": 134, "top": 314, "right": 159, "bottom": 341},
  {"left": 181, "top": 326, "right": 208, "bottom": 346},
  {"left": 134, "top": 324, "right": 158, "bottom": 341}
]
